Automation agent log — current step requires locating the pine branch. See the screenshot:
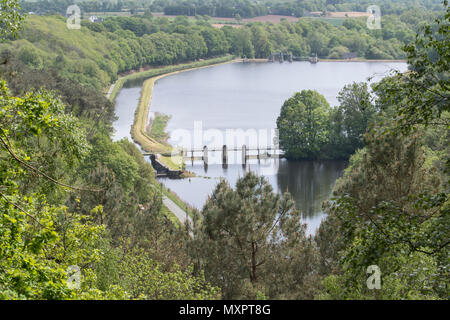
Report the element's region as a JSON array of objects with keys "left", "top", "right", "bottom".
[{"left": 0, "top": 128, "right": 102, "bottom": 193}]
